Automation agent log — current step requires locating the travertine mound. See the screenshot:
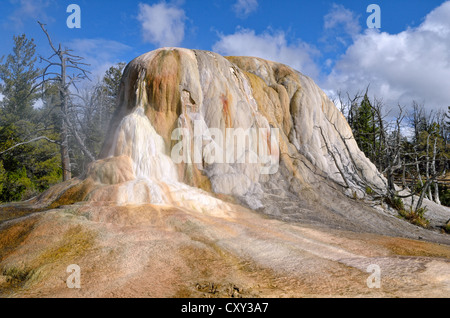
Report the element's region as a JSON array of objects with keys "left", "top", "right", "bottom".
[
  {"left": 32, "top": 48, "right": 387, "bottom": 213},
  {"left": 17, "top": 48, "right": 449, "bottom": 234}
]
